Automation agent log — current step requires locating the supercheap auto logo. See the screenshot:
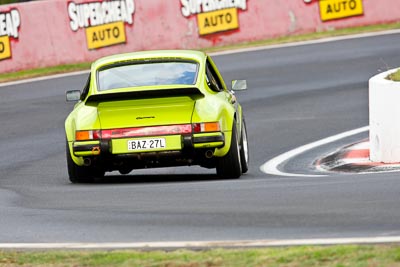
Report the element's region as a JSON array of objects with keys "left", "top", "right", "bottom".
[
  {"left": 181, "top": 0, "right": 247, "bottom": 36},
  {"left": 304, "top": 0, "right": 363, "bottom": 21},
  {"left": 0, "top": 9, "right": 20, "bottom": 61},
  {"left": 68, "top": 0, "right": 135, "bottom": 49}
]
